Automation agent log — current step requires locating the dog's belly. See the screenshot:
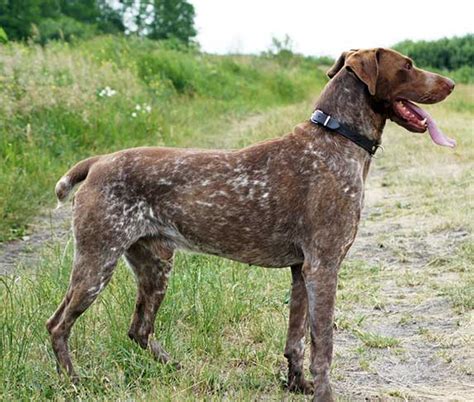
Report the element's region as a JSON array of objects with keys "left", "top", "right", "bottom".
[
  {"left": 190, "top": 243, "right": 304, "bottom": 268},
  {"left": 151, "top": 218, "right": 303, "bottom": 268}
]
